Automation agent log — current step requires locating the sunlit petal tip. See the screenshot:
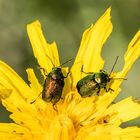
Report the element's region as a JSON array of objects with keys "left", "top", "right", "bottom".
[
  {"left": 111, "top": 29, "right": 140, "bottom": 91},
  {"left": 27, "top": 20, "right": 41, "bottom": 29},
  {"left": 27, "top": 20, "right": 60, "bottom": 74}
]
